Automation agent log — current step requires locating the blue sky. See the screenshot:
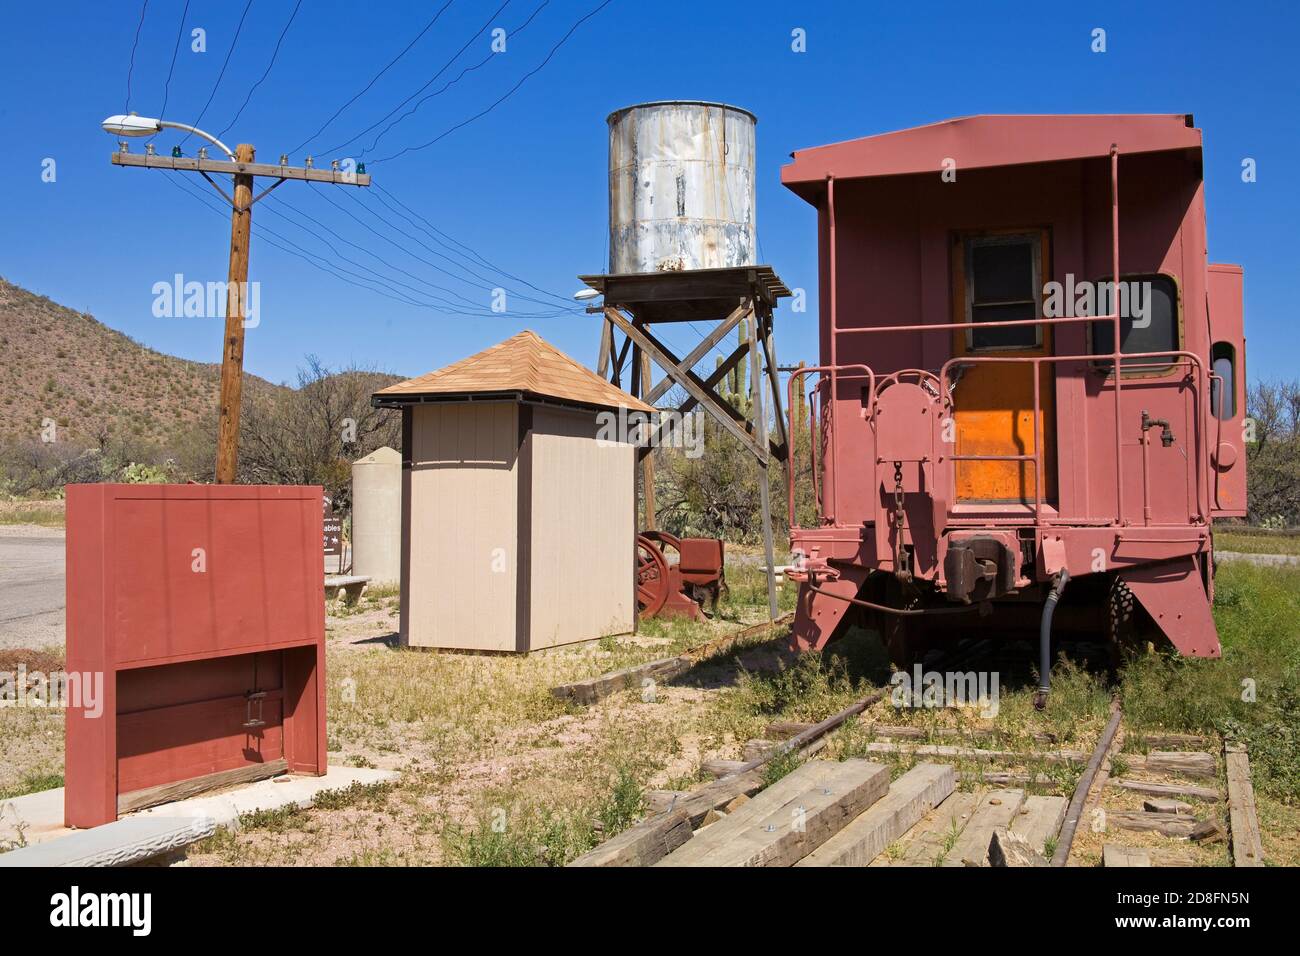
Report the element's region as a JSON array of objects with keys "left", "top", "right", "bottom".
[{"left": 1, "top": 0, "right": 1296, "bottom": 386}]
